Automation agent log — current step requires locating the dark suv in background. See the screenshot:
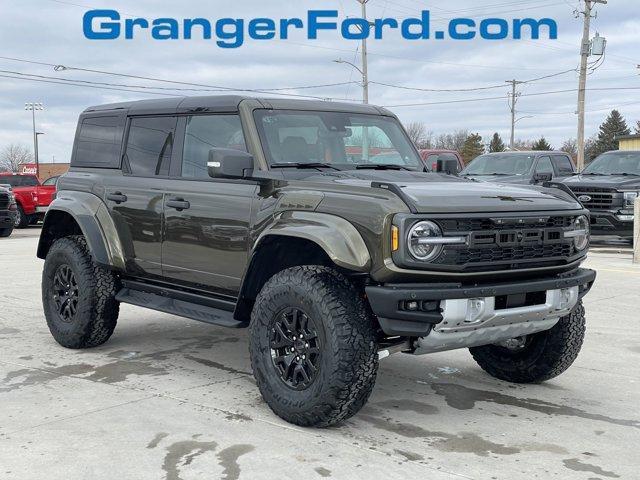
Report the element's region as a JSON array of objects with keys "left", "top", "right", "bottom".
[
  {"left": 0, "top": 186, "right": 17, "bottom": 237},
  {"left": 461, "top": 151, "right": 576, "bottom": 184},
  {"left": 560, "top": 150, "right": 640, "bottom": 239}
]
